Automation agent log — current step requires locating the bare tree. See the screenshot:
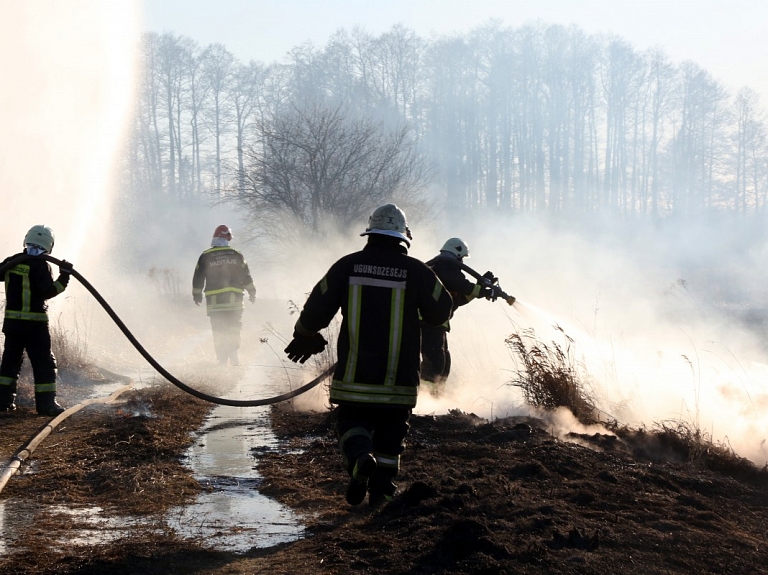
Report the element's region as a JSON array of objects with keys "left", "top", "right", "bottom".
[
  {"left": 235, "top": 104, "right": 431, "bottom": 240},
  {"left": 733, "top": 87, "right": 767, "bottom": 214},
  {"left": 231, "top": 61, "right": 266, "bottom": 193},
  {"left": 201, "top": 43, "right": 235, "bottom": 194}
]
